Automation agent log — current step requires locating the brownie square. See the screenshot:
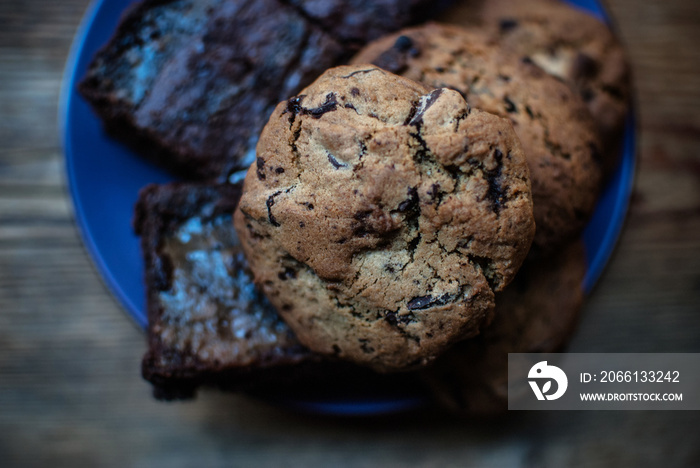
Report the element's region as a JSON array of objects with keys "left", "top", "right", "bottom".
[
  {"left": 134, "top": 182, "right": 319, "bottom": 399},
  {"left": 79, "top": 0, "right": 453, "bottom": 182}
]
